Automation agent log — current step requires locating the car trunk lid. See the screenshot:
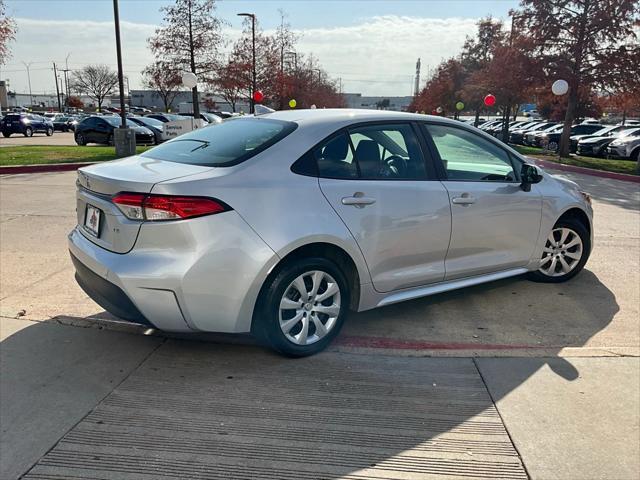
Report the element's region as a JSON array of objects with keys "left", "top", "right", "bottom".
[{"left": 76, "top": 156, "right": 212, "bottom": 253}]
